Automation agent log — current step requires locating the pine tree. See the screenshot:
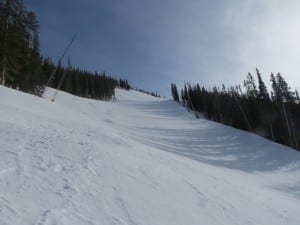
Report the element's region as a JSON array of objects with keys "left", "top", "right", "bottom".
[
  {"left": 295, "top": 89, "right": 300, "bottom": 102},
  {"left": 256, "top": 68, "right": 269, "bottom": 101},
  {"left": 0, "top": 0, "right": 43, "bottom": 91},
  {"left": 270, "top": 73, "right": 281, "bottom": 102},
  {"left": 244, "top": 73, "right": 258, "bottom": 99},
  {"left": 276, "top": 73, "right": 294, "bottom": 103},
  {"left": 171, "top": 83, "right": 179, "bottom": 102}
]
